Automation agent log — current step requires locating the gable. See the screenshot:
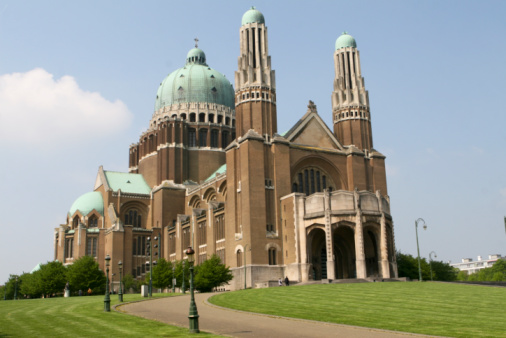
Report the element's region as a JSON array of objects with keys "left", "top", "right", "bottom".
[
  {"left": 291, "top": 117, "right": 340, "bottom": 149},
  {"left": 285, "top": 112, "right": 343, "bottom": 151}
]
